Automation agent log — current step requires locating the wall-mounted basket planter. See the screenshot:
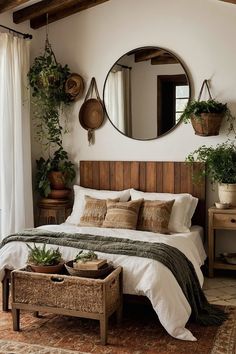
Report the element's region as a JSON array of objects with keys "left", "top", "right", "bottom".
[{"left": 191, "top": 113, "right": 224, "bottom": 136}]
